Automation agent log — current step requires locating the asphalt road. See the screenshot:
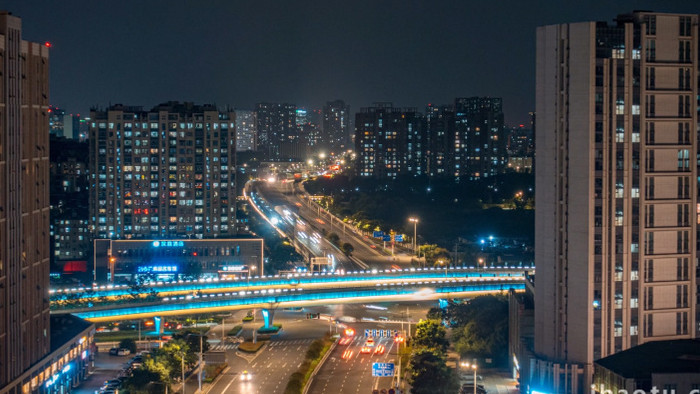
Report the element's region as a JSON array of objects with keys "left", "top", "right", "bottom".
[
  {"left": 73, "top": 302, "right": 434, "bottom": 394},
  {"left": 308, "top": 325, "right": 401, "bottom": 394},
  {"left": 253, "top": 181, "right": 419, "bottom": 270}
]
